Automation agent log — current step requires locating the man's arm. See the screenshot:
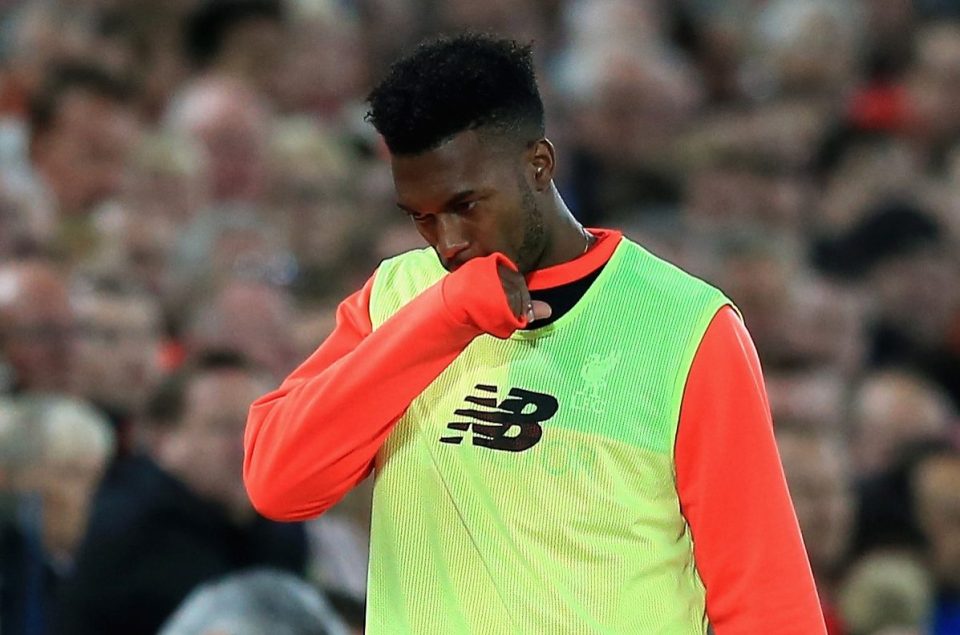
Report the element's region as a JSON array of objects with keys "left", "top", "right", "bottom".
[
  {"left": 243, "top": 254, "right": 527, "bottom": 521},
  {"left": 675, "top": 306, "right": 827, "bottom": 634}
]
